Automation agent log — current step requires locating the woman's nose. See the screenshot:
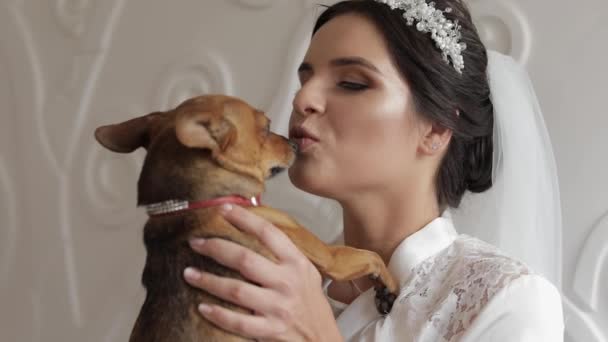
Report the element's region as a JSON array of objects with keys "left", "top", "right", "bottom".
[{"left": 292, "top": 80, "right": 325, "bottom": 117}]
